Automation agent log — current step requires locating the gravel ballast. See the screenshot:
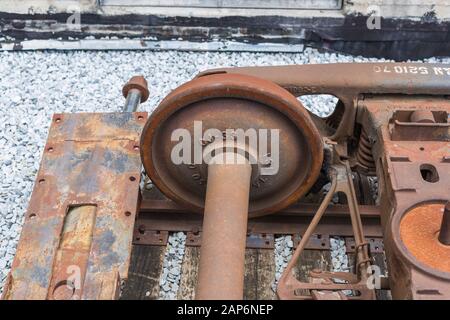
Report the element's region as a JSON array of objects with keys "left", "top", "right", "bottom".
[{"left": 1, "top": 48, "right": 448, "bottom": 296}]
